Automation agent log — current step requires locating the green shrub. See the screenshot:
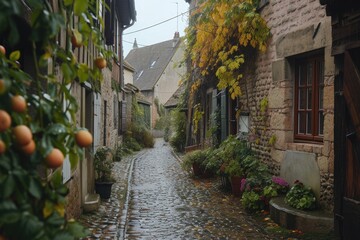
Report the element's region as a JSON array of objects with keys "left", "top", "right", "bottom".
[
  {"left": 112, "top": 144, "right": 123, "bottom": 162},
  {"left": 142, "top": 129, "right": 155, "bottom": 148},
  {"left": 181, "top": 149, "right": 209, "bottom": 172},
  {"left": 225, "top": 159, "right": 244, "bottom": 177},
  {"left": 164, "top": 125, "right": 170, "bottom": 142},
  {"left": 128, "top": 124, "right": 154, "bottom": 148},
  {"left": 285, "top": 180, "right": 316, "bottom": 210},
  {"left": 124, "top": 136, "right": 142, "bottom": 151},
  {"left": 94, "top": 147, "right": 114, "bottom": 182},
  {"left": 203, "top": 148, "right": 223, "bottom": 173},
  {"left": 170, "top": 110, "right": 186, "bottom": 152}
]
